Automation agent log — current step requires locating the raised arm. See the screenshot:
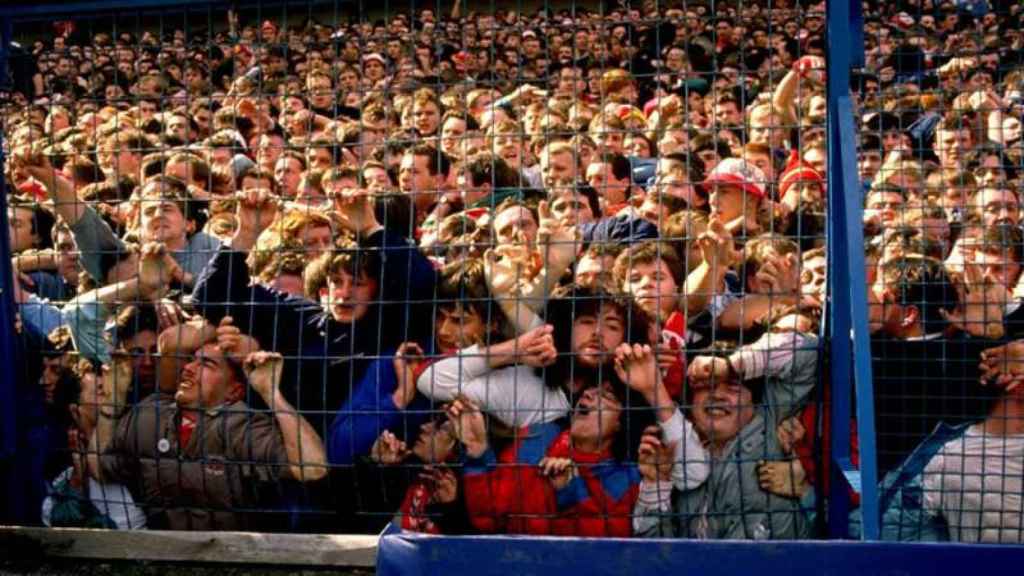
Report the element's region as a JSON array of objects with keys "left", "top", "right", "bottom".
[
  {"left": 326, "top": 346, "right": 430, "bottom": 466},
  {"left": 772, "top": 56, "right": 824, "bottom": 127},
  {"left": 13, "top": 147, "right": 124, "bottom": 280},
  {"left": 14, "top": 146, "right": 86, "bottom": 225},
  {"left": 87, "top": 356, "right": 135, "bottom": 483},
  {"left": 416, "top": 325, "right": 555, "bottom": 401},
  {"left": 485, "top": 246, "right": 544, "bottom": 335},
  {"left": 716, "top": 253, "right": 800, "bottom": 331},
  {"left": 244, "top": 351, "right": 328, "bottom": 482},
  {"left": 633, "top": 425, "right": 677, "bottom": 537},
  {"left": 614, "top": 343, "right": 710, "bottom": 491},
  {"left": 683, "top": 217, "right": 736, "bottom": 316}
]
